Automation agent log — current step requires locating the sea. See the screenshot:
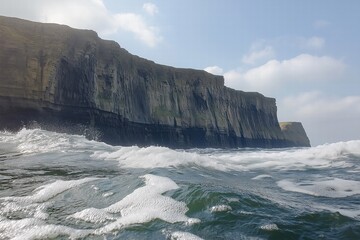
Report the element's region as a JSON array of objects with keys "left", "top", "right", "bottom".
[{"left": 0, "top": 128, "right": 359, "bottom": 240}]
